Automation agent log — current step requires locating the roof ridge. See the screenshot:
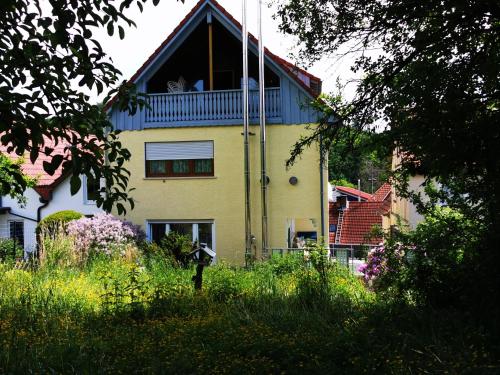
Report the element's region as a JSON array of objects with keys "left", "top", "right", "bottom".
[{"left": 105, "top": 0, "right": 321, "bottom": 110}]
